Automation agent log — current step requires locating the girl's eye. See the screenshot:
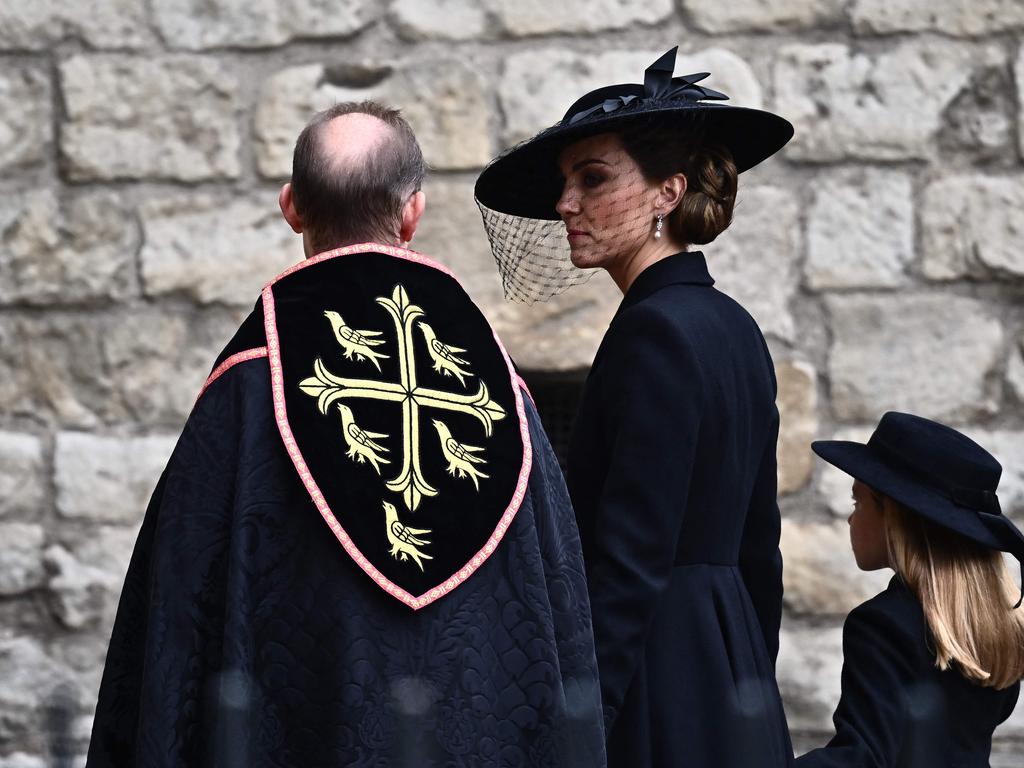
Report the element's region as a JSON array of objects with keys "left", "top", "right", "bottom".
[{"left": 582, "top": 173, "right": 605, "bottom": 188}]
